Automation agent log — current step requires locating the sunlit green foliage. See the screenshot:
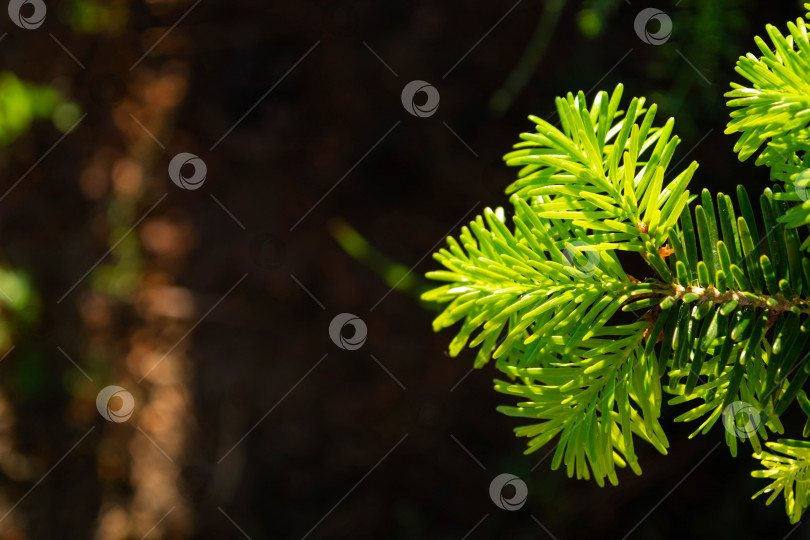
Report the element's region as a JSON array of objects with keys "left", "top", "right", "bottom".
[
  {"left": 753, "top": 439, "right": 810, "bottom": 522},
  {"left": 726, "top": 7, "right": 810, "bottom": 245},
  {"left": 425, "top": 4, "right": 810, "bottom": 523}
]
